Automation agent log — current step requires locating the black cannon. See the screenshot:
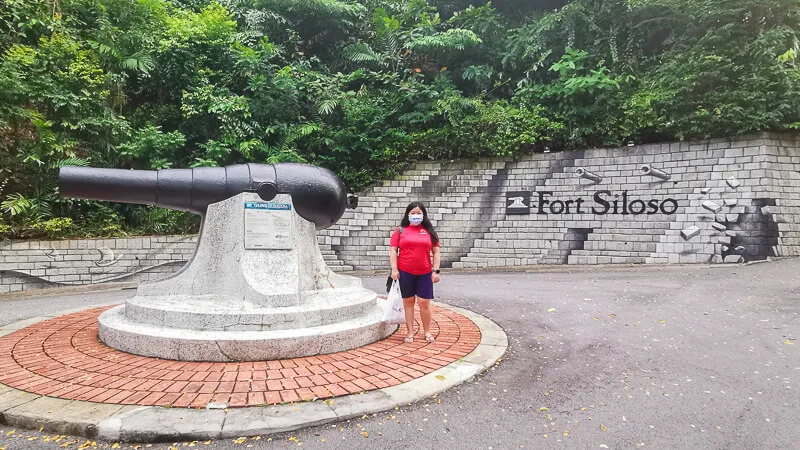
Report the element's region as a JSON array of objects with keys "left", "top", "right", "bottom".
[{"left": 59, "top": 163, "right": 355, "bottom": 230}]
